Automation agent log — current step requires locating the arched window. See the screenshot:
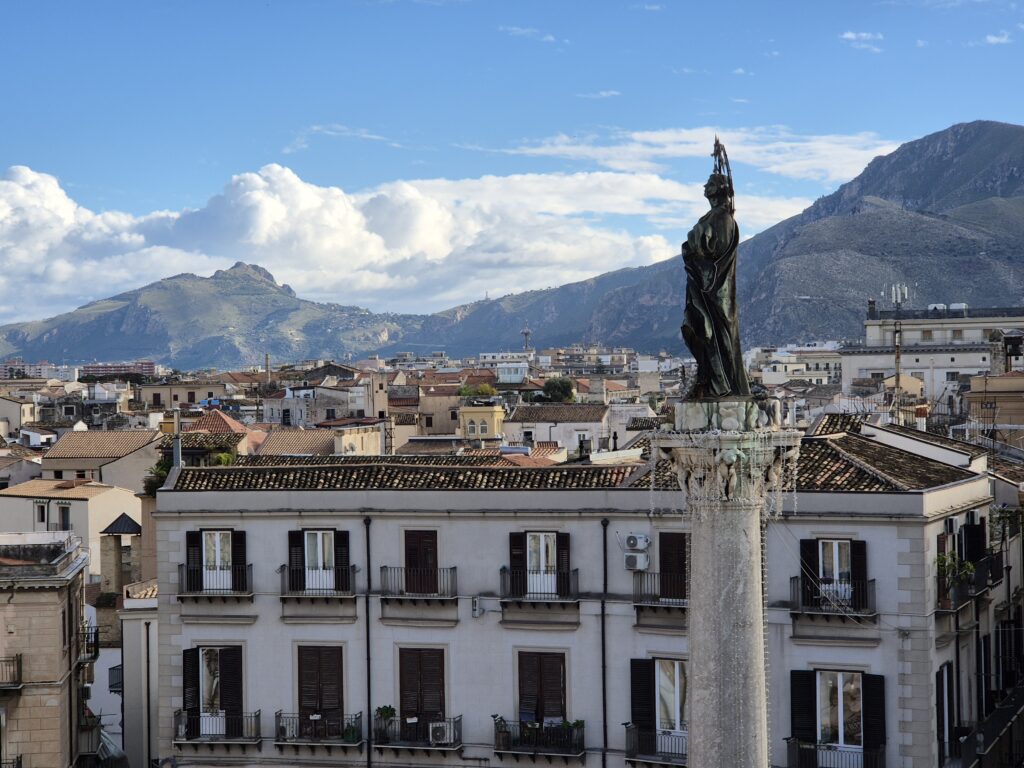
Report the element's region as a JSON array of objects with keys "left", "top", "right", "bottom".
[
  {"left": 467, "top": 420, "right": 477, "bottom": 435},
  {"left": 479, "top": 421, "right": 488, "bottom": 435}
]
